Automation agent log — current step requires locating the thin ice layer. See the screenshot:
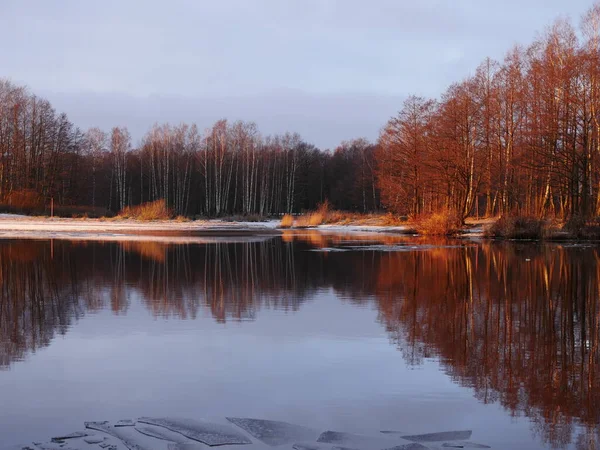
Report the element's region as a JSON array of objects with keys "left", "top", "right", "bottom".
[
  {"left": 401, "top": 431, "right": 473, "bottom": 442},
  {"left": 138, "top": 417, "right": 251, "bottom": 446},
  {"left": 135, "top": 425, "right": 189, "bottom": 443},
  {"left": 227, "top": 418, "right": 317, "bottom": 446}
]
